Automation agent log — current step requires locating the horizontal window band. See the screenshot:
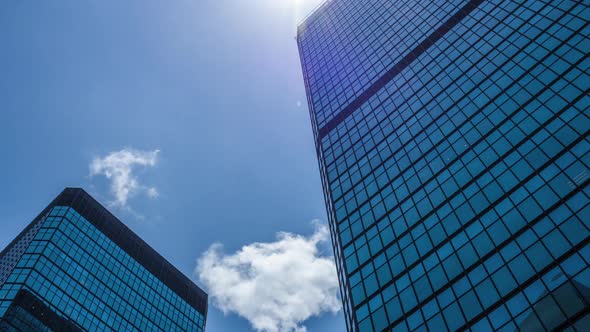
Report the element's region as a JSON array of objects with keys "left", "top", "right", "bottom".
[{"left": 317, "top": 0, "right": 485, "bottom": 139}]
